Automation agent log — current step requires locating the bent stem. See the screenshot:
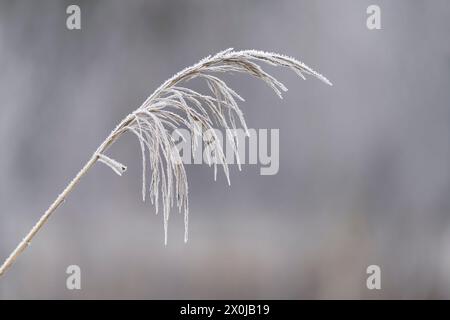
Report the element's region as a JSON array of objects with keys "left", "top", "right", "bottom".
[
  {"left": 0, "top": 109, "right": 131, "bottom": 278},
  {"left": 0, "top": 107, "right": 130, "bottom": 278},
  {"left": 0, "top": 153, "right": 99, "bottom": 277},
  {"left": 0, "top": 113, "right": 128, "bottom": 278}
]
